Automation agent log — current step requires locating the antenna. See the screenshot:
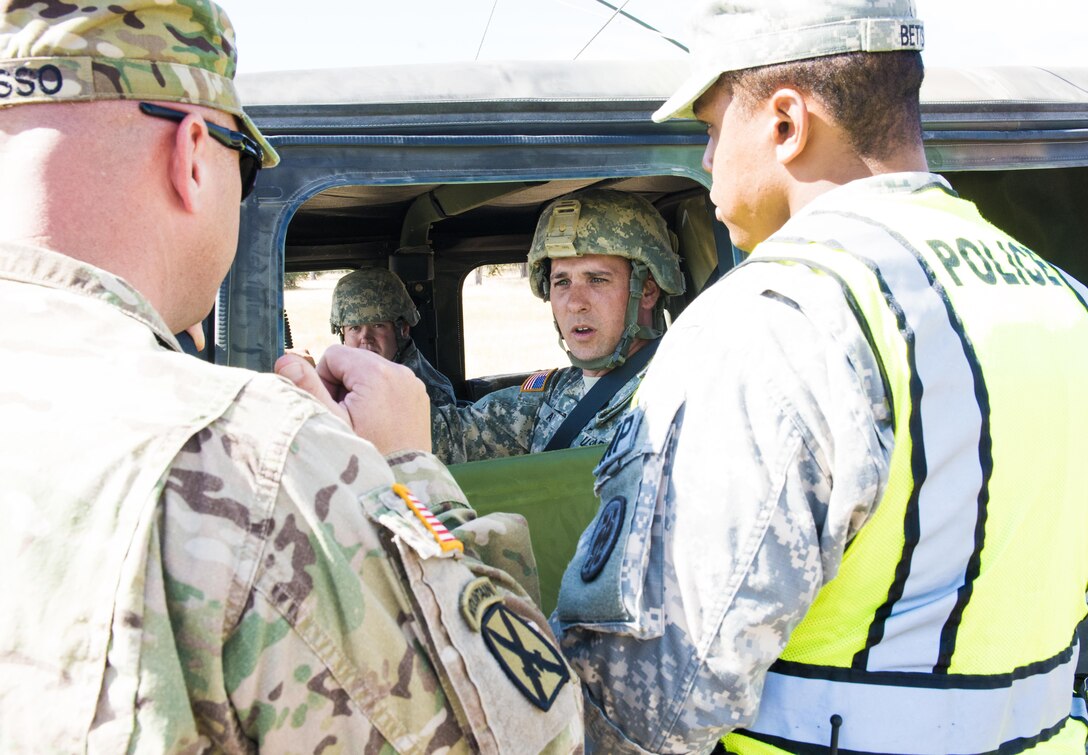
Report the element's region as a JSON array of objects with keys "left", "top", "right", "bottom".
[
  {"left": 475, "top": 0, "right": 500, "bottom": 61},
  {"left": 576, "top": 0, "right": 689, "bottom": 58},
  {"left": 573, "top": 0, "right": 632, "bottom": 60}
]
